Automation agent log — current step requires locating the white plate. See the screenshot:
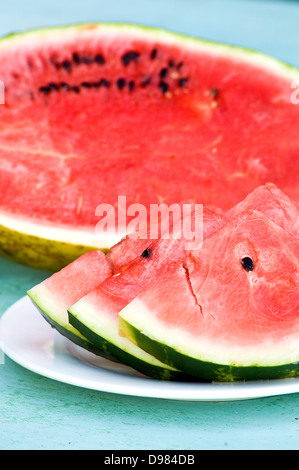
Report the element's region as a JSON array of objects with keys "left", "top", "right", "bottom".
[{"left": 0, "top": 296, "right": 299, "bottom": 401}]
